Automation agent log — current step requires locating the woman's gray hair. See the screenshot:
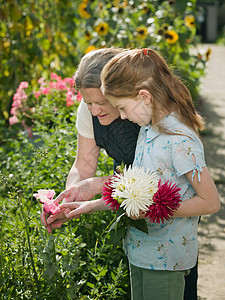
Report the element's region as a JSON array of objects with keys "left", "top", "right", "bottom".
[{"left": 74, "top": 48, "right": 123, "bottom": 89}]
